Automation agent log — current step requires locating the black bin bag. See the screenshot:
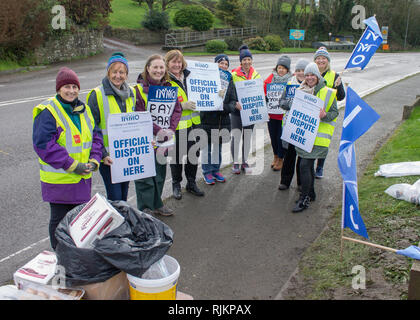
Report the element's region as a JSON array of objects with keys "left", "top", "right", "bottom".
[
  {"left": 55, "top": 200, "right": 174, "bottom": 286},
  {"left": 54, "top": 204, "right": 120, "bottom": 287},
  {"left": 94, "top": 201, "right": 174, "bottom": 278}
]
